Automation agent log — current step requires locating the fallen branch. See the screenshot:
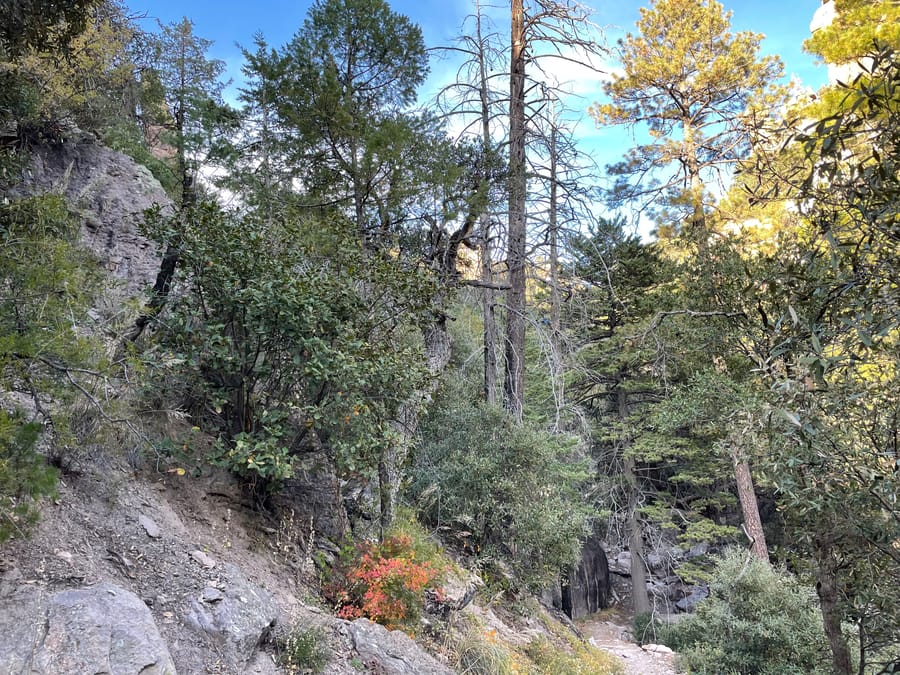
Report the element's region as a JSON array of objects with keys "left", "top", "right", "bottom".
[{"left": 460, "top": 279, "right": 512, "bottom": 291}]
